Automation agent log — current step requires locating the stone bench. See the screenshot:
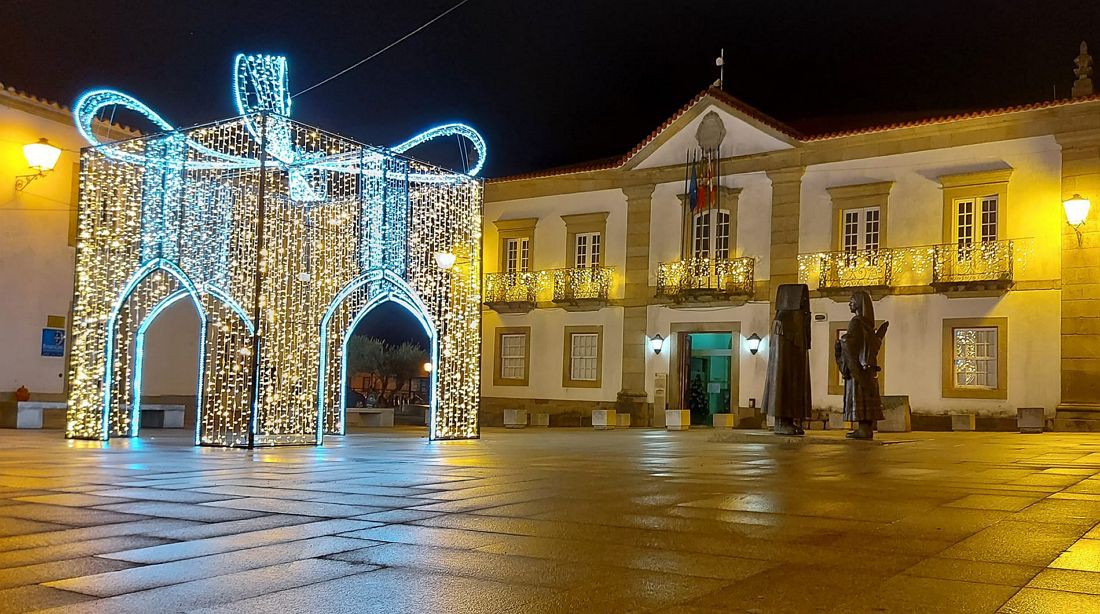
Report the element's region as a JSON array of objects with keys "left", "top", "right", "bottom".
[
  {"left": 347, "top": 407, "right": 395, "bottom": 427},
  {"left": 592, "top": 409, "right": 616, "bottom": 430},
  {"left": 0, "top": 402, "right": 67, "bottom": 429},
  {"left": 504, "top": 409, "right": 528, "bottom": 428},
  {"left": 139, "top": 404, "right": 186, "bottom": 429}
]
